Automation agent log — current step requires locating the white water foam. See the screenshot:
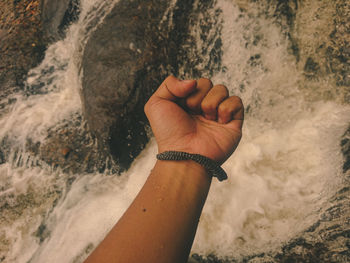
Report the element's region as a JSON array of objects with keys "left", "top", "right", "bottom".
[{"left": 23, "top": 99, "right": 349, "bottom": 261}]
